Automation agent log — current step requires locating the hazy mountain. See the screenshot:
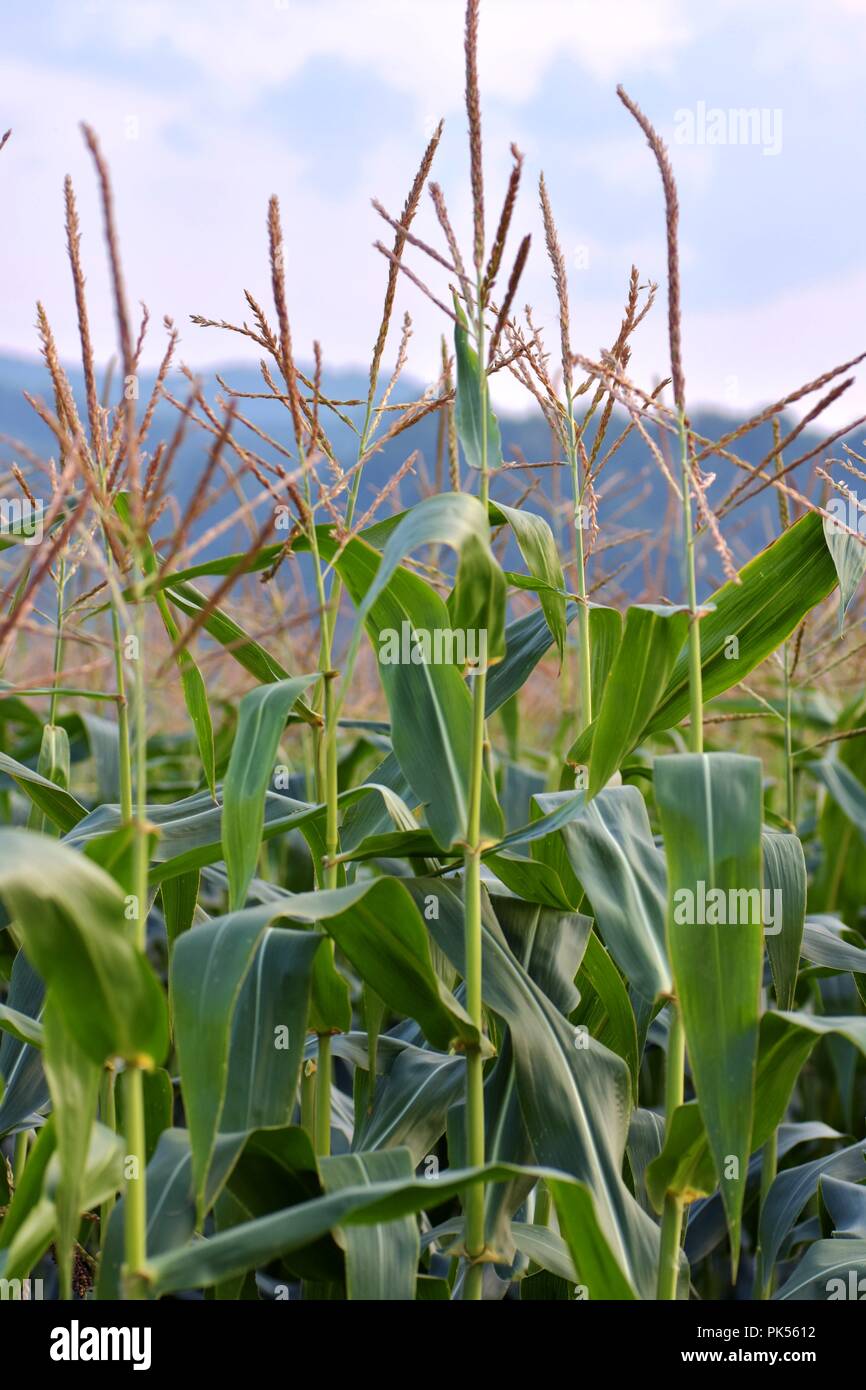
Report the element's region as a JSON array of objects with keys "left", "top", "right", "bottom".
[{"left": 0, "top": 353, "right": 854, "bottom": 600}]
